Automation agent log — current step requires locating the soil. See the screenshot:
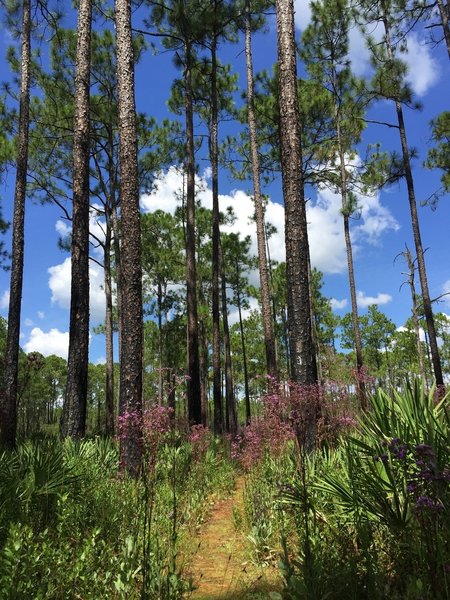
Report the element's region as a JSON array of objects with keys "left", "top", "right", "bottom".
[{"left": 188, "top": 477, "right": 283, "bottom": 600}]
